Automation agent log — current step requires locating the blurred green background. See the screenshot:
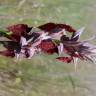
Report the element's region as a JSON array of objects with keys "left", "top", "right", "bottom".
[{"left": 0, "top": 0, "right": 96, "bottom": 96}]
